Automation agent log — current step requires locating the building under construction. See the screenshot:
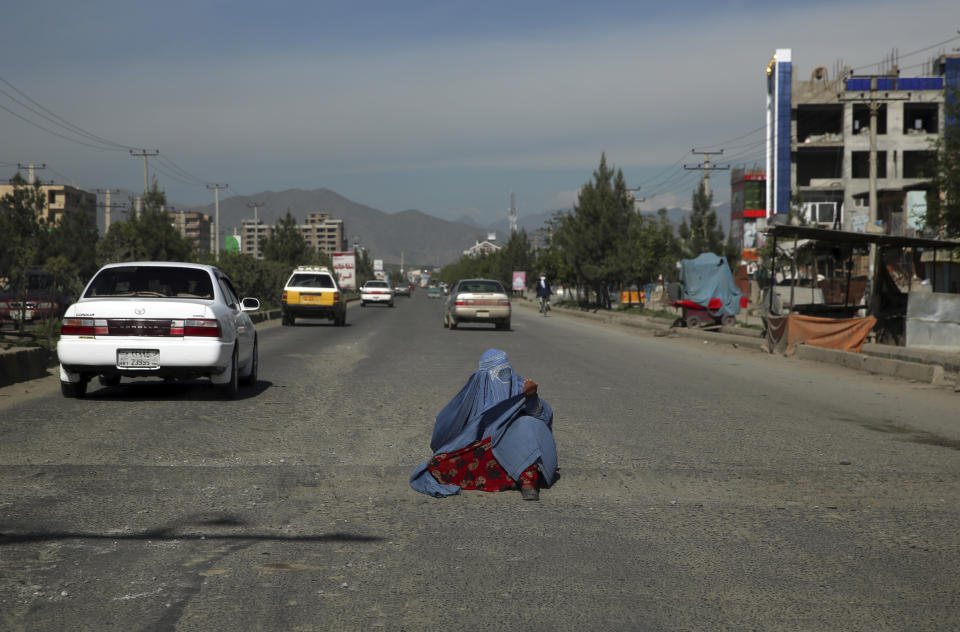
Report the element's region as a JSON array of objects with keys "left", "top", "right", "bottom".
[{"left": 765, "top": 48, "right": 960, "bottom": 236}]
